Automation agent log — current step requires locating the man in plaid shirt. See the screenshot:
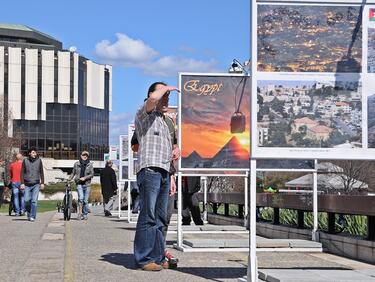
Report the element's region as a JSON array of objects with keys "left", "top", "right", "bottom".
[{"left": 133, "top": 82, "right": 180, "bottom": 271}]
